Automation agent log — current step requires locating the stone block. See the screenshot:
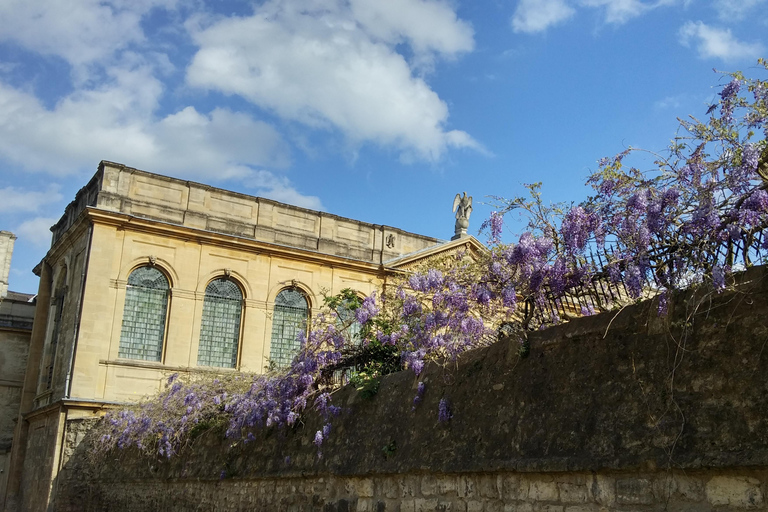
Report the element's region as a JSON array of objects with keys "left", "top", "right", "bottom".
[
  {"left": 383, "top": 478, "right": 400, "bottom": 499},
  {"left": 478, "top": 475, "right": 500, "bottom": 499},
  {"left": 437, "top": 476, "right": 458, "bottom": 496},
  {"left": 651, "top": 475, "right": 675, "bottom": 502},
  {"left": 673, "top": 475, "right": 705, "bottom": 502},
  {"left": 436, "top": 500, "right": 464, "bottom": 512},
  {"left": 459, "top": 476, "right": 477, "bottom": 499},
  {"left": 466, "top": 501, "right": 484, "bottom": 512},
  {"left": 616, "top": 478, "right": 653, "bottom": 505},
  {"left": 528, "top": 479, "right": 559, "bottom": 502},
  {"left": 557, "top": 483, "right": 587, "bottom": 503},
  {"left": 398, "top": 477, "right": 419, "bottom": 499},
  {"left": 485, "top": 500, "right": 504, "bottom": 512},
  {"left": 502, "top": 475, "right": 527, "bottom": 501},
  {"left": 415, "top": 498, "right": 439, "bottom": 512},
  {"left": 505, "top": 504, "right": 533, "bottom": 512},
  {"left": 706, "top": 476, "right": 764, "bottom": 509},
  {"left": 422, "top": 476, "right": 438, "bottom": 497},
  {"left": 356, "top": 479, "right": 375, "bottom": 498},
  {"left": 357, "top": 498, "right": 375, "bottom": 512}
]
